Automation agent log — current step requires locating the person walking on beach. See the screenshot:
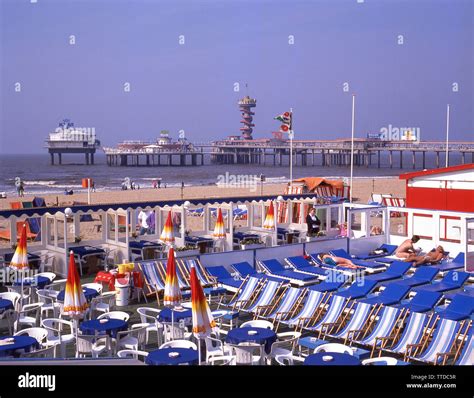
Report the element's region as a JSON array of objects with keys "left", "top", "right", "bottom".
[
  {"left": 18, "top": 181, "right": 25, "bottom": 197},
  {"left": 306, "top": 208, "right": 321, "bottom": 236},
  {"left": 395, "top": 235, "right": 421, "bottom": 259},
  {"left": 138, "top": 210, "right": 150, "bottom": 235}
]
